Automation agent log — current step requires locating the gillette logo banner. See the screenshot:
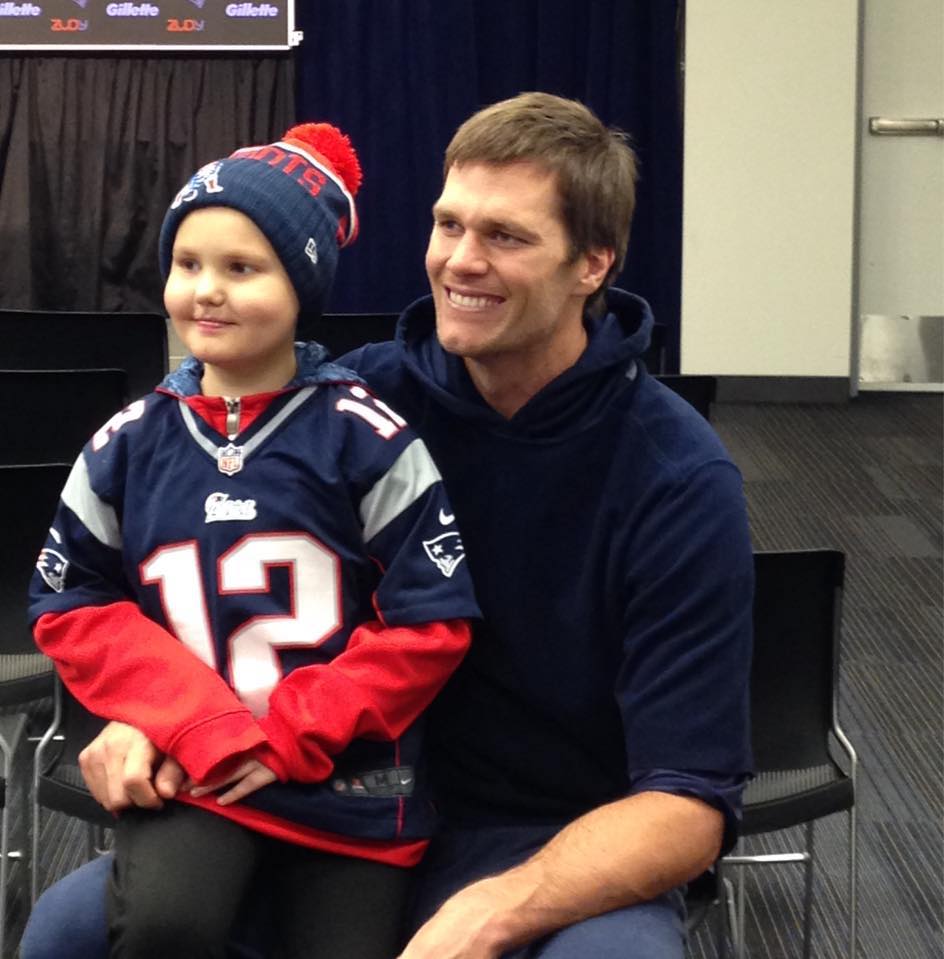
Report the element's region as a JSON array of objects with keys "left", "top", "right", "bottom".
[
  {"left": 1, "top": 0, "right": 289, "bottom": 48},
  {"left": 106, "top": 2, "right": 159, "bottom": 15},
  {"left": 225, "top": 3, "right": 278, "bottom": 16},
  {"left": 0, "top": 3, "right": 42, "bottom": 14}
]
